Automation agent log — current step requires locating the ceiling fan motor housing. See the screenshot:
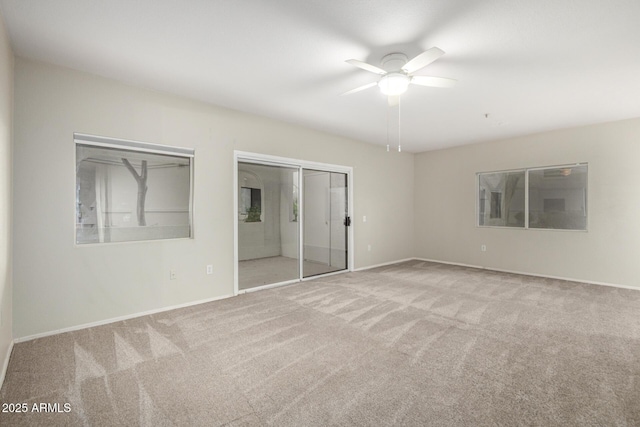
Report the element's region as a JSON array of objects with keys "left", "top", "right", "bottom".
[
  {"left": 380, "top": 53, "right": 409, "bottom": 72},
  {"left": 378, "top": 53, "right": 411, "bottom": 95}
]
